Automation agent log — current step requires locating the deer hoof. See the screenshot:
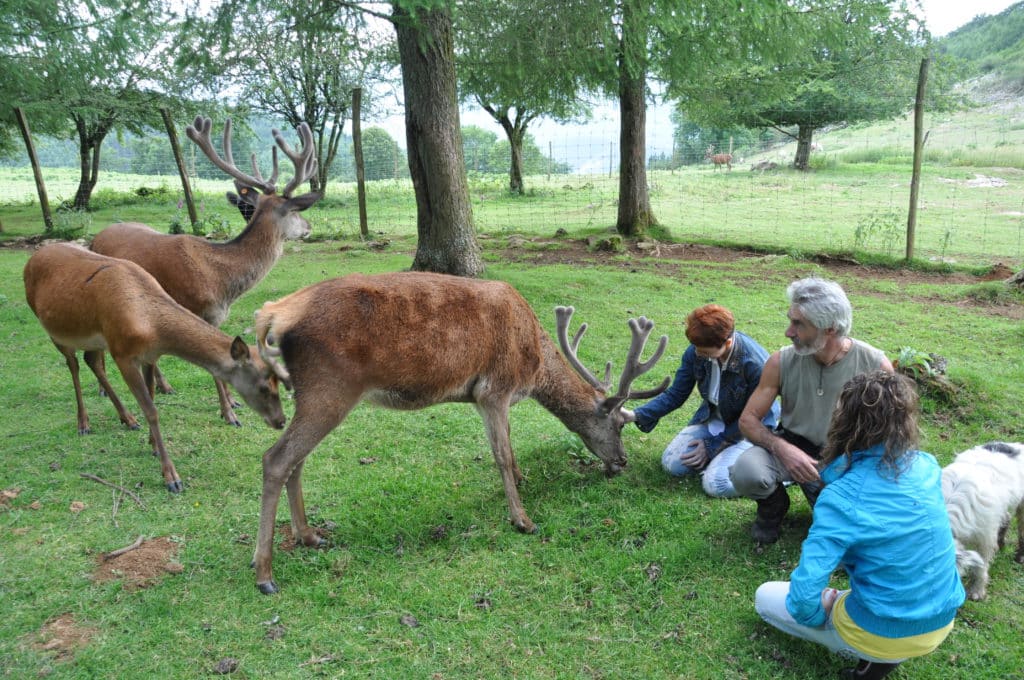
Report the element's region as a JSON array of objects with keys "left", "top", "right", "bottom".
[
  {"left": 166, "top": 480, "right": 184, "bottom": 493},
  {"left": 126, "top": 423, "right": 141, "bottom": 431},
  {"left": 513, "top": 519, "right": 537, "bottom": 534},
  {"left": 78, "top": 427, "right": 92, "bottom": 435},
  {"left": 257, "top": 580, "right": 279, "bottom": 595}
]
